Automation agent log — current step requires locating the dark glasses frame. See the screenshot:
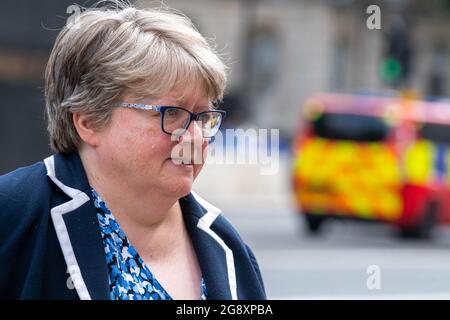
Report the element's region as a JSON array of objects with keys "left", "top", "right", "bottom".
[{"left": 119, "top": 103, "right": 226, "bottom": 138}]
